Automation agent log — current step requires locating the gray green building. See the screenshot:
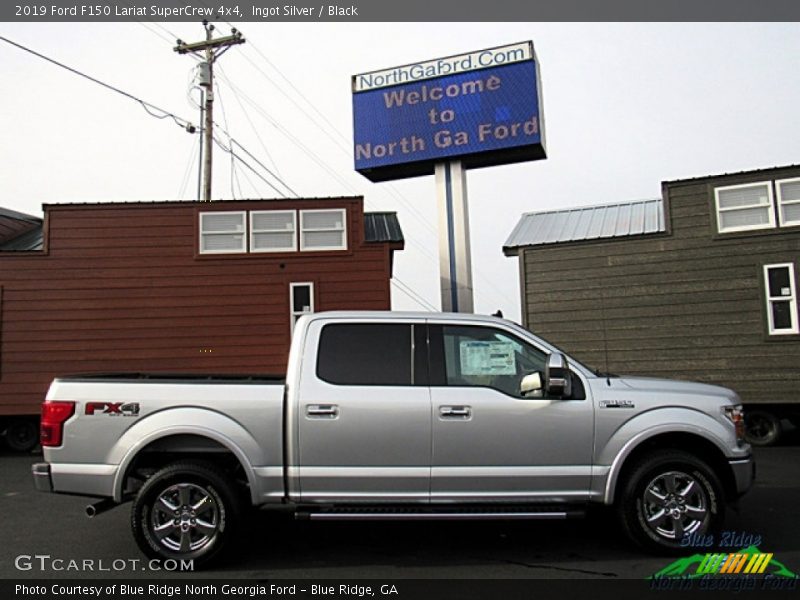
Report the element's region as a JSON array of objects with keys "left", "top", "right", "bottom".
[{"left": 505, "top": 164, "right": 800, "bottom": 444}]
